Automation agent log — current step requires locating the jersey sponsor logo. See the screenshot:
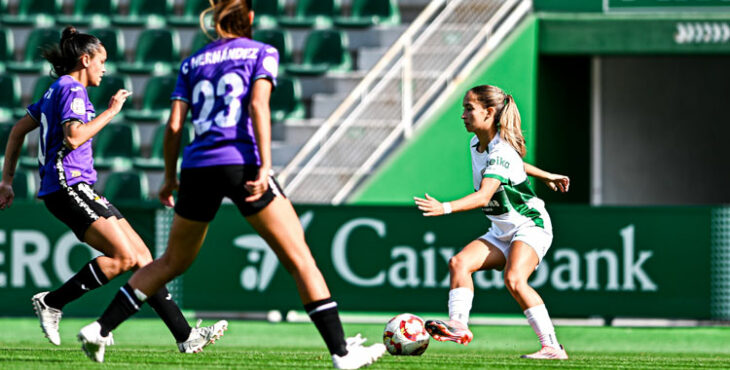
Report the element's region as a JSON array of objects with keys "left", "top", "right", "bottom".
[
  {"left": 263, "top": 56, "right": 278, "bottom": 78},
  {"left": 488, "top": 156, "right": 510, "bottom": 169},
  {"left": 71, "top": 170, "right": 81, "bottom": 178},
  {"left": 70, "top": 98, "right": 86, "bottom": 115}
]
